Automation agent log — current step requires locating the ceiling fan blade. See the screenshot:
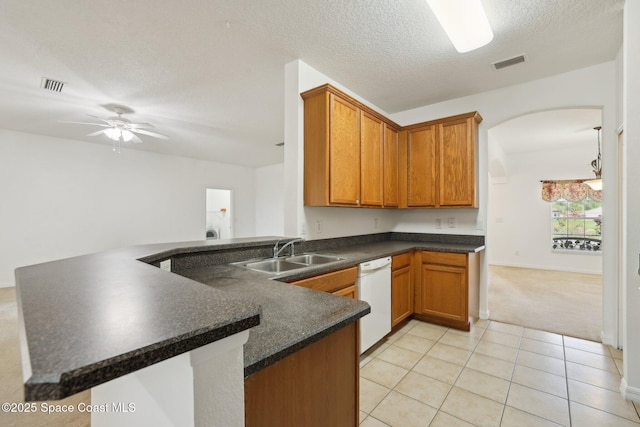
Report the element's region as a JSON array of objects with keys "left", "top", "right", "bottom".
[
  {"left": 58, "top": 120, "right": 109, "bottom": 127},
  {"left": 128, "top": 122, "right": 155, "bottom": 129},
  {"left": 131, "top": 128, "right": 169, "bottom": 140},
  {"left": 87, "top": 130, "right": 105, "bottom": 137},
  {"left": 87, "top": 114, "right": 112, "bottom": 124},
  {"left": 130, "top": 133, "right": 143, "bottom": 144}
]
